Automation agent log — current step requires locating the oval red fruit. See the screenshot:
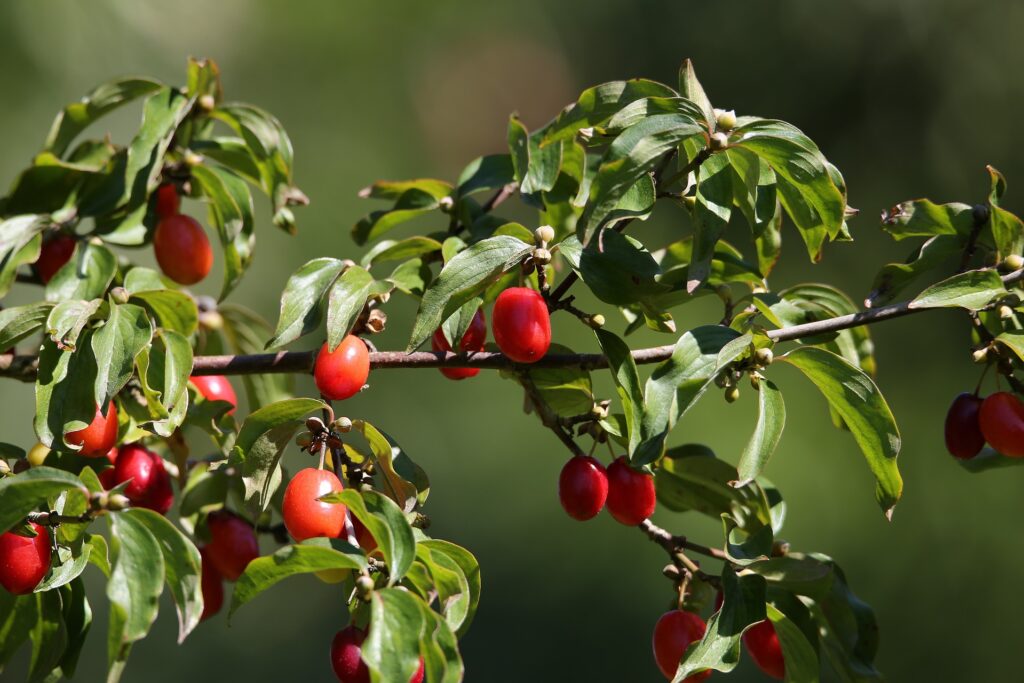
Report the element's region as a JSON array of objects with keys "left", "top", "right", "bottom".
[
  {"left": 205, "top": 510, "right": 259, "bottom": 581},
  {"left": 431, "top": 309, "right": 487, "bottom": 380},
  {"left": 558, "top": 456, "right": 608, "bottom": 521},
  {"left": 330, "top": 626, "right": 424, "bottom": 683},
  {"left": 112, "top": 444, "right": 174, "bottom": 514},
  {"left": 652, "top": 610, "right": 711, "bottom": 681},
  {"left": 66, "top": 401, "right": 119, "bottom": 457},
  {"left": 944, "top": 392, "right": 985, "bottom": 459},
  {"left": 153, "top": 214, "right": 213, "bottom": 285},
  {"left": 190, "top": 375, "right": 238, "bottom": 414},
  {"left": 154, "top": 182, "right": 181, "bottom": 218},
  {"left": 351, "top": 514, "right": 377, "bottom": 553},
  {"left": 199, "top": 547, "right": 224, "bottom": 621},
  {"left": 979, "top": 392, "right": 1024, "bottom": 457},
  {"left": 314, "top": 337, "right": 370, "bottom": 401},
  {"left": 491, "top": 287, "right": 551, "bottom": 363},
  {"left": 743, "top": 619, "right": 785, "bottom": 679},
  {"left": 606, "top": 456, "right": 656, "bottom": 525},
  {"left": 0, "top": 523, "right": 51, "bottom": 595},
  {"left": 34, "top": 234, "right": 76, "bottom": 283},
  {"left": 283, "top": 468, "right": 346, "bottom": 542}
]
